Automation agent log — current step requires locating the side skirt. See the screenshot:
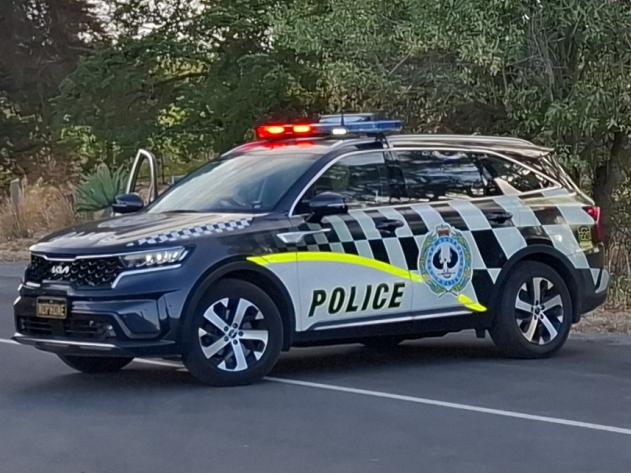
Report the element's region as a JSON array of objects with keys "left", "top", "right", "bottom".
[{"left": 292, "top": 310, "right": 494, "bottom": 346}]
